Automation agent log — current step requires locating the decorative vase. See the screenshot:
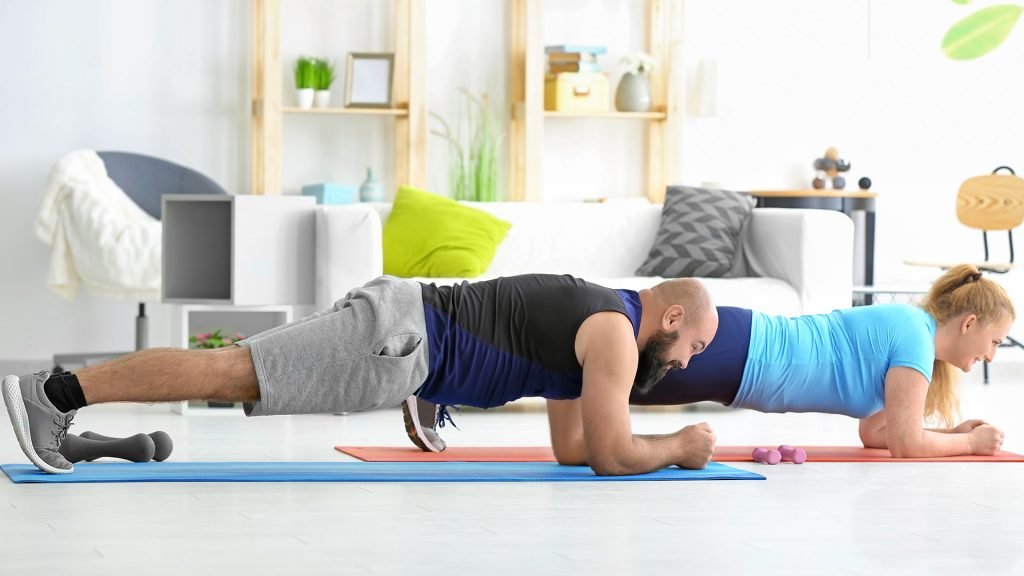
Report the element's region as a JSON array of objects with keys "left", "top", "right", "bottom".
[
  {"left": 359, "top": 168, "right": 384, "bottom": 202},
  {"left": 314, "top": 90, "right": 331, "bottom": 108},
  {"left": 615, "top": 72, "right": 652, "bottom": 112},
  {"left": 296, "top": 88, "right": 314, "bottom": 109}
]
